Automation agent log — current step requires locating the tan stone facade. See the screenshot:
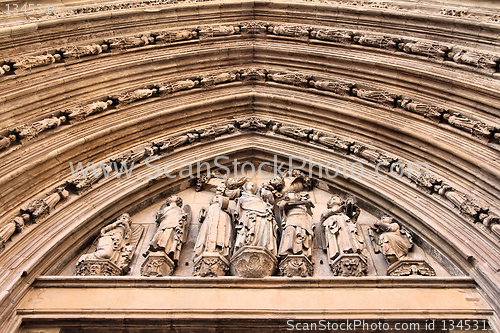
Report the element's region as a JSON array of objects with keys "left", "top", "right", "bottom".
[{"left": 0, "top": 0, "right": 499, "bottom": 332}]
